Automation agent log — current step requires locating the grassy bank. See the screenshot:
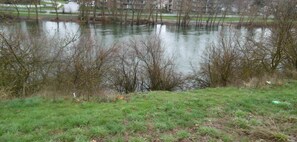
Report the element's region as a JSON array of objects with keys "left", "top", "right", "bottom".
[{"left": 0, "top": 82, "right": 296, "bottom": 141}]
